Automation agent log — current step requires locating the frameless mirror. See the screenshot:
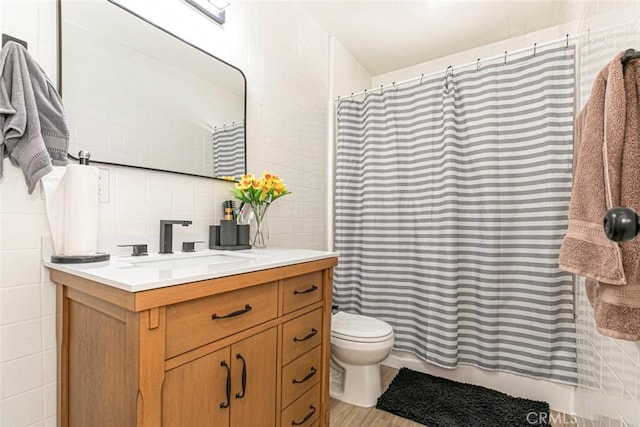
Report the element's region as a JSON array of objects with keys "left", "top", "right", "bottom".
[{"left": 59, "top": 0, "right": 246, "bottom": 180}]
